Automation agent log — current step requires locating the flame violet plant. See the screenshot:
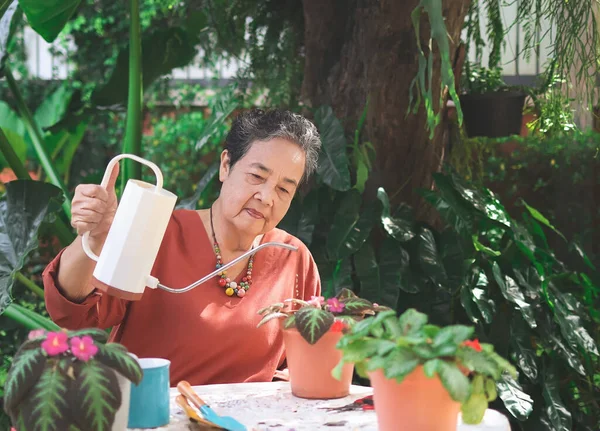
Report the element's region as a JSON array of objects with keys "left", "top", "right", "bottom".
[
  {"left": 3, "top": 327, "right": 143, "bottom": 431},
  {"left": 257, "top": 288, "right": 389, "bottom": 344}
]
